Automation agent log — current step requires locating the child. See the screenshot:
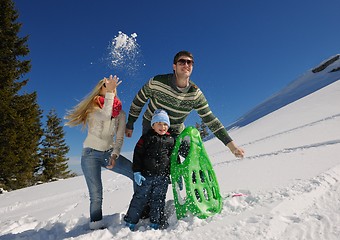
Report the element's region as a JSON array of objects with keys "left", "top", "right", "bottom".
[{"left": 124, "top": 109, "right": 175, "bottom": 230}]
